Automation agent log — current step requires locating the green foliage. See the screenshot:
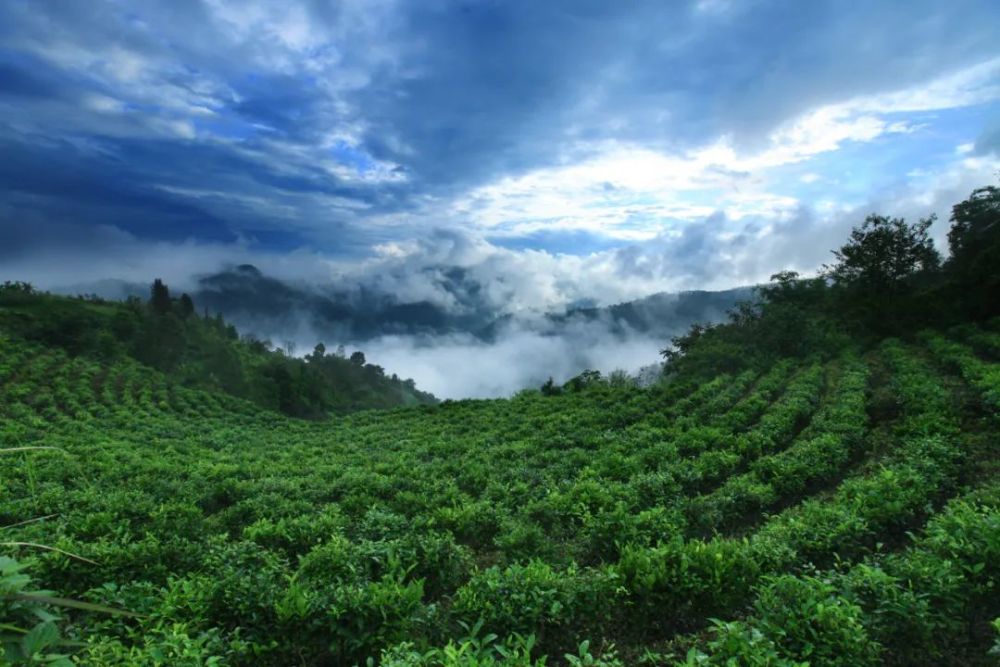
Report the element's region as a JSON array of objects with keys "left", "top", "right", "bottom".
[
  {"left": 0, "top": 284, "right": 436, "bottom": 418},
  {"left": 665, "top": 186, "right": 1000, "bottom": 375},
  {"left": 946, "top": 185, "right": 1000, "bottom": 320},
  {"left": 923, "top": 333, "right": 1000, "bottom": 414},
  {"left": 681, "top": 620, "right": 807, "bottom": 666},
  {"left": 616, "top": 537, "right": 761, "bottom": 623},
  {"left": 683, "top": 575, "right": 880, "bottom": 666},
  {"left": 750, "top": 574, "right": 881, "bottom": 666},
  {"left": 452, "top": 561, "right": 617, "bottom": 644},
  {"left": 824, "top": 213, "right": 941, "bottom": 334},
  {"left": 690, "top": 491, "right": 1000, "bottom": 666},
  {"left": 663, "top": 272, "right": 847, "bottom": 377},
  {"left": 378, "top": 622, "right": 545, "bottom": 666},
  {"left": 0, "top": 321, "right": 997, "bottom": 663},
  {"left": 0, "top": 557, "right": 73, "bottom": 667}
]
